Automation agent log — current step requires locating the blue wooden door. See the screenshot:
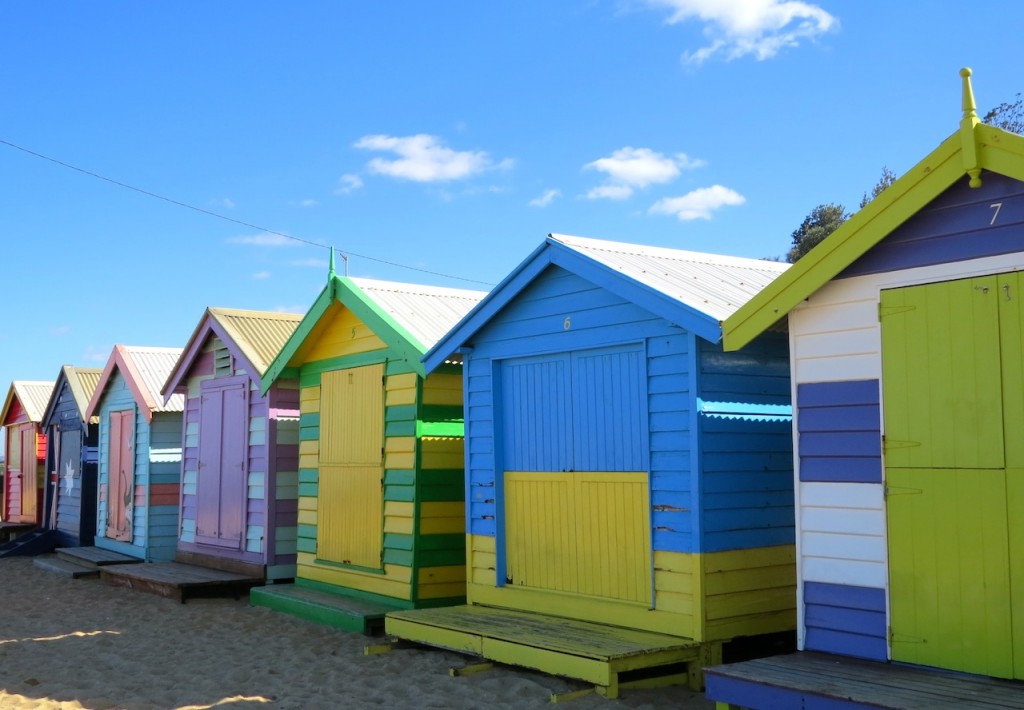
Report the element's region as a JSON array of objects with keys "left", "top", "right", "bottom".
[
  {"left": 55, "top": 429, "right": 82, "bottom": 537},
  {"left": 196, "top": 381, "right": 248, "bottom": 549},
  {"left": 500, "top": 345, "right": 651, "bottom": 604}
]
